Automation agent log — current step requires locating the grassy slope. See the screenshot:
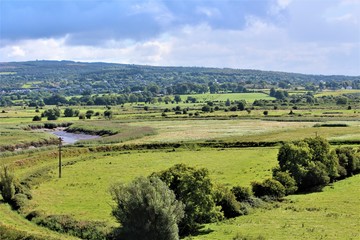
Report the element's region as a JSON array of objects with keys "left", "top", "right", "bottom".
[
  {"left": 194, "top": 174, "right": 360, "bottom": 240},
  {"left": 30, "top": 148, "right": 278, "bottom": 224},
  {"left": 0, "top": 204, "right": 78, "bottom": 240}
]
